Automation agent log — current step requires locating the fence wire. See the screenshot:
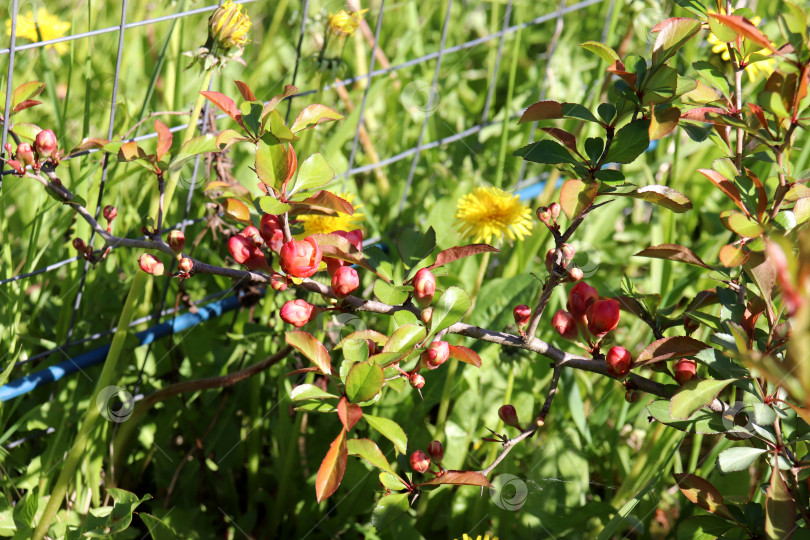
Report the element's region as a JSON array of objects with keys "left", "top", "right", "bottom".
[{"left": 1, "top": 0, "right": 607, "bottom": 369}]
